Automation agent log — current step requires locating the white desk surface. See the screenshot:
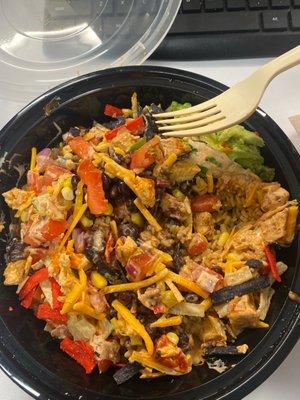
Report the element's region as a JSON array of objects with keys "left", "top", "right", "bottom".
[{"left": 0, "top": 57, "right": 299, "bottom": 400}]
